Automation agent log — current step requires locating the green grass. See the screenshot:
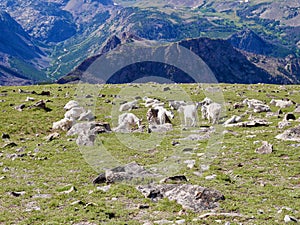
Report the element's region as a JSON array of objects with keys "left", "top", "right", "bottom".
[{"left": 0, "top": 83, "right": 299, "bottom": 224}]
